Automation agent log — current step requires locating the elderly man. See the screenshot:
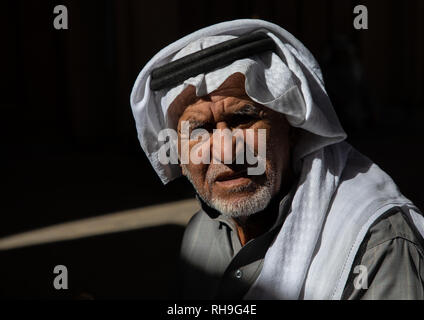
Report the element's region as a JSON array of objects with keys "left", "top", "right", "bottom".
[{"left": 130, "top": 20, "right": 424, "bottom": 300}]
